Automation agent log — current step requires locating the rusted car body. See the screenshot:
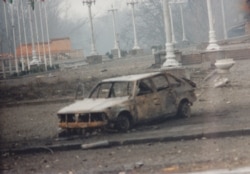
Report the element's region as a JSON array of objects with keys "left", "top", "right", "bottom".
[{"left": 57, "top": 71, "right": 197, "bottom": 132}]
